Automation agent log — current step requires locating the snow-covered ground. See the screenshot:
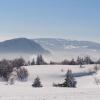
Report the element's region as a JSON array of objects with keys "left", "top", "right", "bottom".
[{"left": 0, "top": 65, "right": 100, "bottom": 100}]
